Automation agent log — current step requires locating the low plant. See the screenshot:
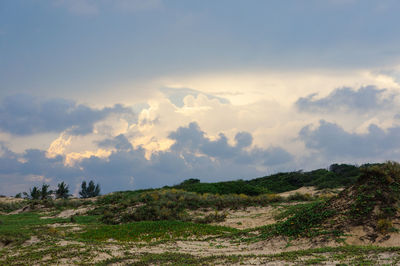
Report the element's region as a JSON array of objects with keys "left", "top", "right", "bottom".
[{"left": 260, "top": 200, "right": 337, "bottom": 238}]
